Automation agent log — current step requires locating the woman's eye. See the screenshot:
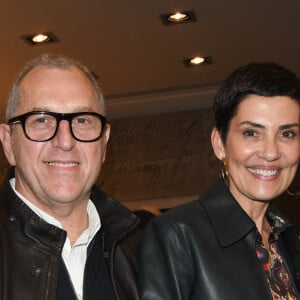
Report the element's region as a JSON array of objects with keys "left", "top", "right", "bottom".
[
  {"left": 282, "top": 131, "right": 296, "bottom": 139},
  {"left": 243, "top": 130, "right": 257, "bottom": 137}
]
